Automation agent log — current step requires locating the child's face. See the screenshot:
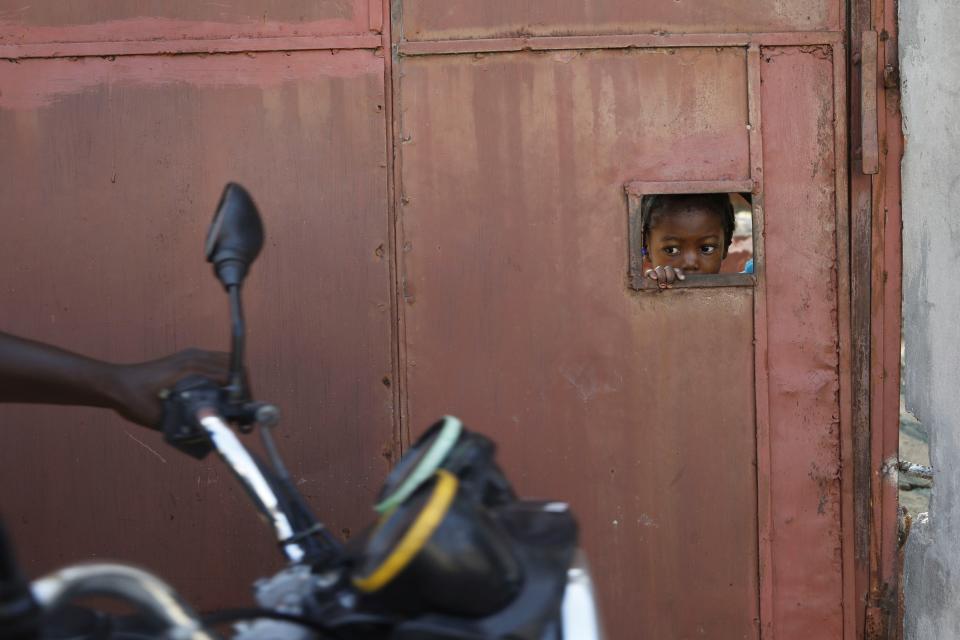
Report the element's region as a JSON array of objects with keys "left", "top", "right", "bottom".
[{"left": 646, "top": 206, "right": 727, "bottom": 274}]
